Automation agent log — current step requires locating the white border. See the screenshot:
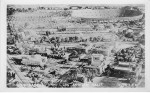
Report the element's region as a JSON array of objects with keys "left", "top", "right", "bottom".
[{"left": 0, "top": 0, "right": 150, "bottom": 92}]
